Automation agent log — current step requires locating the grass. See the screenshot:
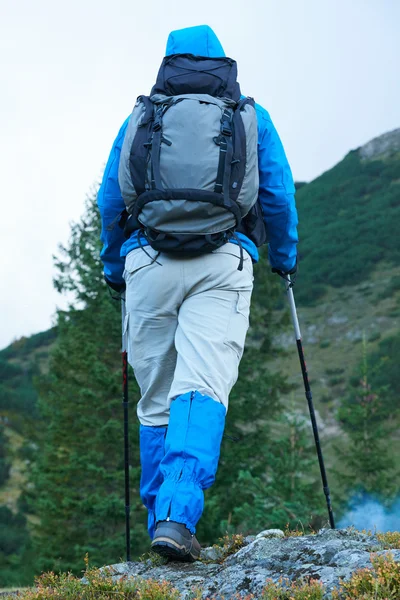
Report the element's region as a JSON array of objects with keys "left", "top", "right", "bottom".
[
  {"left": 139, "top": 551, "right": 168, "bottom": 567},
  {"left": 215, "top": 533, "right": 245, "bottom": 558},
  {"left": 261, "top": 578, "right": 324, "bottom": 599},
  {"left": 283, "top": 523, "right": 316, "bottom": 537},
  {"left": 201, "top": 533, "right": 246, "bottom": 564}
]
